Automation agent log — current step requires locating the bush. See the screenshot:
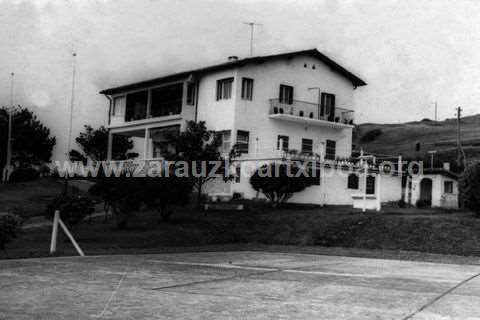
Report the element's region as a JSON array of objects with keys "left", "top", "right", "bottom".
[
  {"left": 398, "top": 199, "right": 406, "bottom": 208},
  {"left": 0, "top": 213, "right": 22, "bottom": 250},
  {"left": 460, "top": 162, "right": 480, "bottom": 215},
  {"left": 90, "top": 175, "right": 193, "bottom": 227},
  {"left": 416, "top": 199, "right": 431, "bottom": 208},
  {"left": 9, "top": 167, "right": 39, "bottom": 182},
  {"left": 250, "top": 162, "right": 316, "bottom": 208},
  {"left": 360, "top": 129, "right": 383, "bottom": 143},
  {"left": 232, "top": 192, "right": 243, "bottom": 201},
  {"left": 45, "top": 195, "right": 95, "bottom": 227}
]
